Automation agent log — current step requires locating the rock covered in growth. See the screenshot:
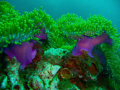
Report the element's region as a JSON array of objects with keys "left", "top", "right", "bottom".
[
  {"left": 28, "top": 75, "right": 44, "bottom": 90},
  {"left": 0, "top": 74, "right": 7, "bottom": 89},
  {"left": 57, "top": 50, "right": 103, "bottom": 89},
  {"left": 43, "top": 48, "right": 70, "bottom": 65},
  {"left": 24, "top": 60, "right": 61, "bottom": 90},
  {"left": 1, "top": 50, "right": 62, "bottom": 90},
  {"left": 36, "top": 61, "right": 61, "bottom": 89},
  {"left": 0, "top": 56, "right": 24, "bottom": 90}
]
